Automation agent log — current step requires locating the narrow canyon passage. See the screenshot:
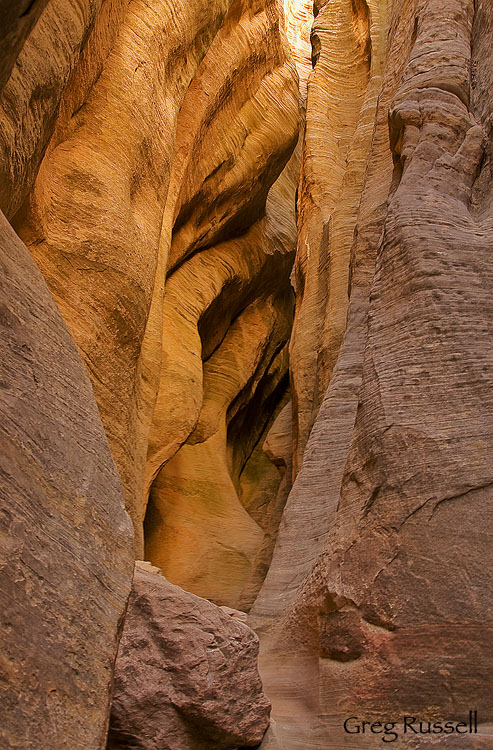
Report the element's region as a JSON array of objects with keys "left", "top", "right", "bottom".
[
  {"left": 1, "top": 0, "right": 493, "bottom": 749},
  {"left": 140, "top": 0, "right": 312, "bottom": 613}
]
